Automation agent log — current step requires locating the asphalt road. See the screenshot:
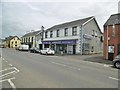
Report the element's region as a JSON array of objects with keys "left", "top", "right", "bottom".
[{"left": 0, "top": 48, "right": 119, "bottom": 88}]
